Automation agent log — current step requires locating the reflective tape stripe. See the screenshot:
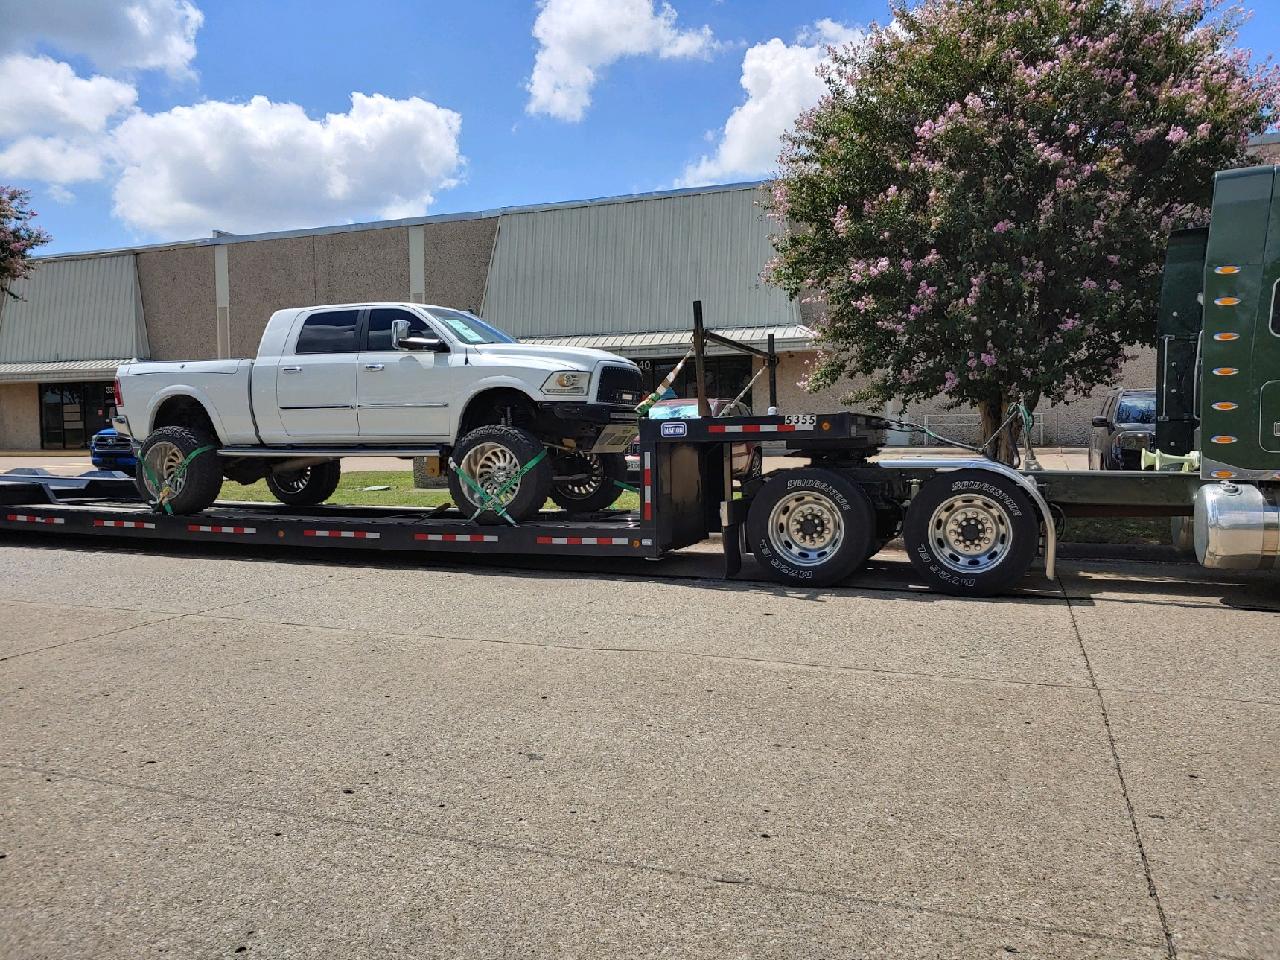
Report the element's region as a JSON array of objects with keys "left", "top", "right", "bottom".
[
  {"left": 94, "top": 519, "right": 156, "bottom": 529},
  {"left": 535, "top": 536, "right": 651, "bottom": 546},
  {"left": 303, "top": 529, "right": 380, "bottom": 539},
  {"left": 708, "top": 423, "right": 797, "bottom": 434},
  {"left": 188, "top": 524, "right": 256, "bottom": 535},
  {"left": 642, "top": 451, "right": 653, "bottom": 521},
  {"left": 413, "top": 533, "right": 498, "bottom": 542},
  {"left": 5, "top": 514, "right": 65, "bottom": 525}
]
